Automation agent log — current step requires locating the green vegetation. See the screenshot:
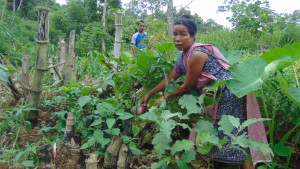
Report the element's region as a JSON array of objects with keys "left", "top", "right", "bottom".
[{"left": 0, "top": 0, "right": 299, "bottom": 168}]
